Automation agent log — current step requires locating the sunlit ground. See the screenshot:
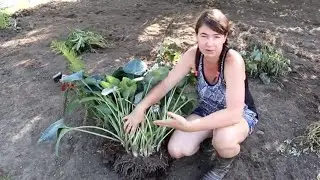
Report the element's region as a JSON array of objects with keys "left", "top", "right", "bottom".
[{"left": 1, "top": 0, "right": 78, "bottom": 13}]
